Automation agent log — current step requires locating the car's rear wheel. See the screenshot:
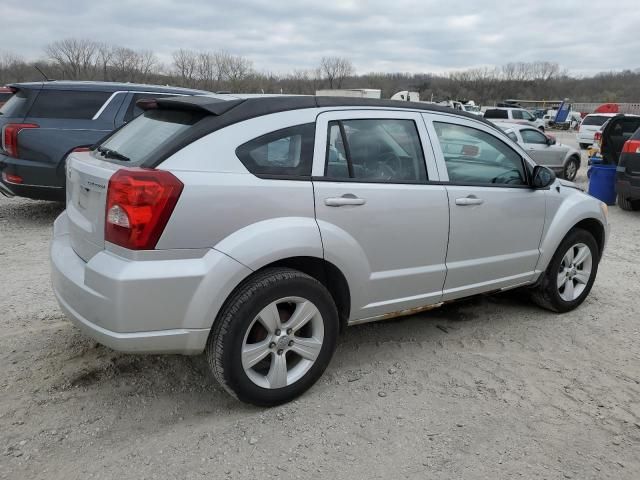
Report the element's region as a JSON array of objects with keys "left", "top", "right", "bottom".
[
  {"left": 563, "top": 157, "right": 579, "bottom": 181},
  {"left": 206, "top": 267, "right": 339, "bottom": 406},
  {"left": 617, "top": 194, "right": 640, "bottom": 211},
  {"left": 530, "top": 228, "right": 599, "bottom": 313}
]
